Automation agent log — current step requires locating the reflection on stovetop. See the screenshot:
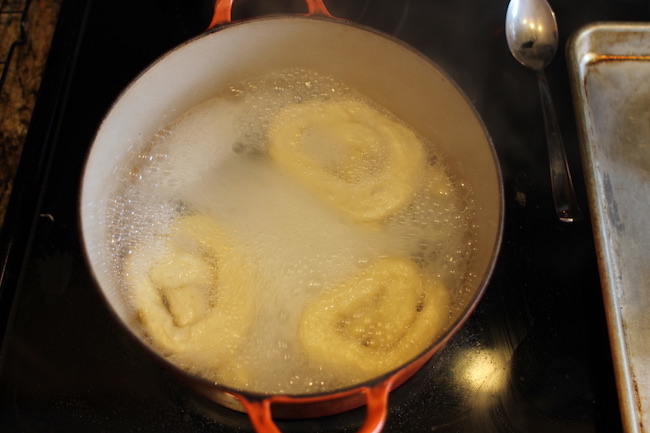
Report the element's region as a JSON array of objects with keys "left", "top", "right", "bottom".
[{"left": 2, "top": 0, "right": 648, "bottom": 431}]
